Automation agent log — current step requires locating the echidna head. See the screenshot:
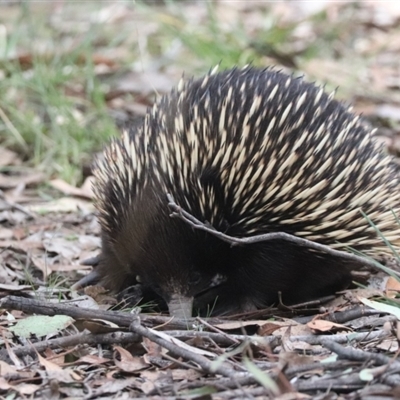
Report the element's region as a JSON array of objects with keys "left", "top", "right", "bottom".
[{"left": 96, "top": 189, "right": 229, "bottom": 318}]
